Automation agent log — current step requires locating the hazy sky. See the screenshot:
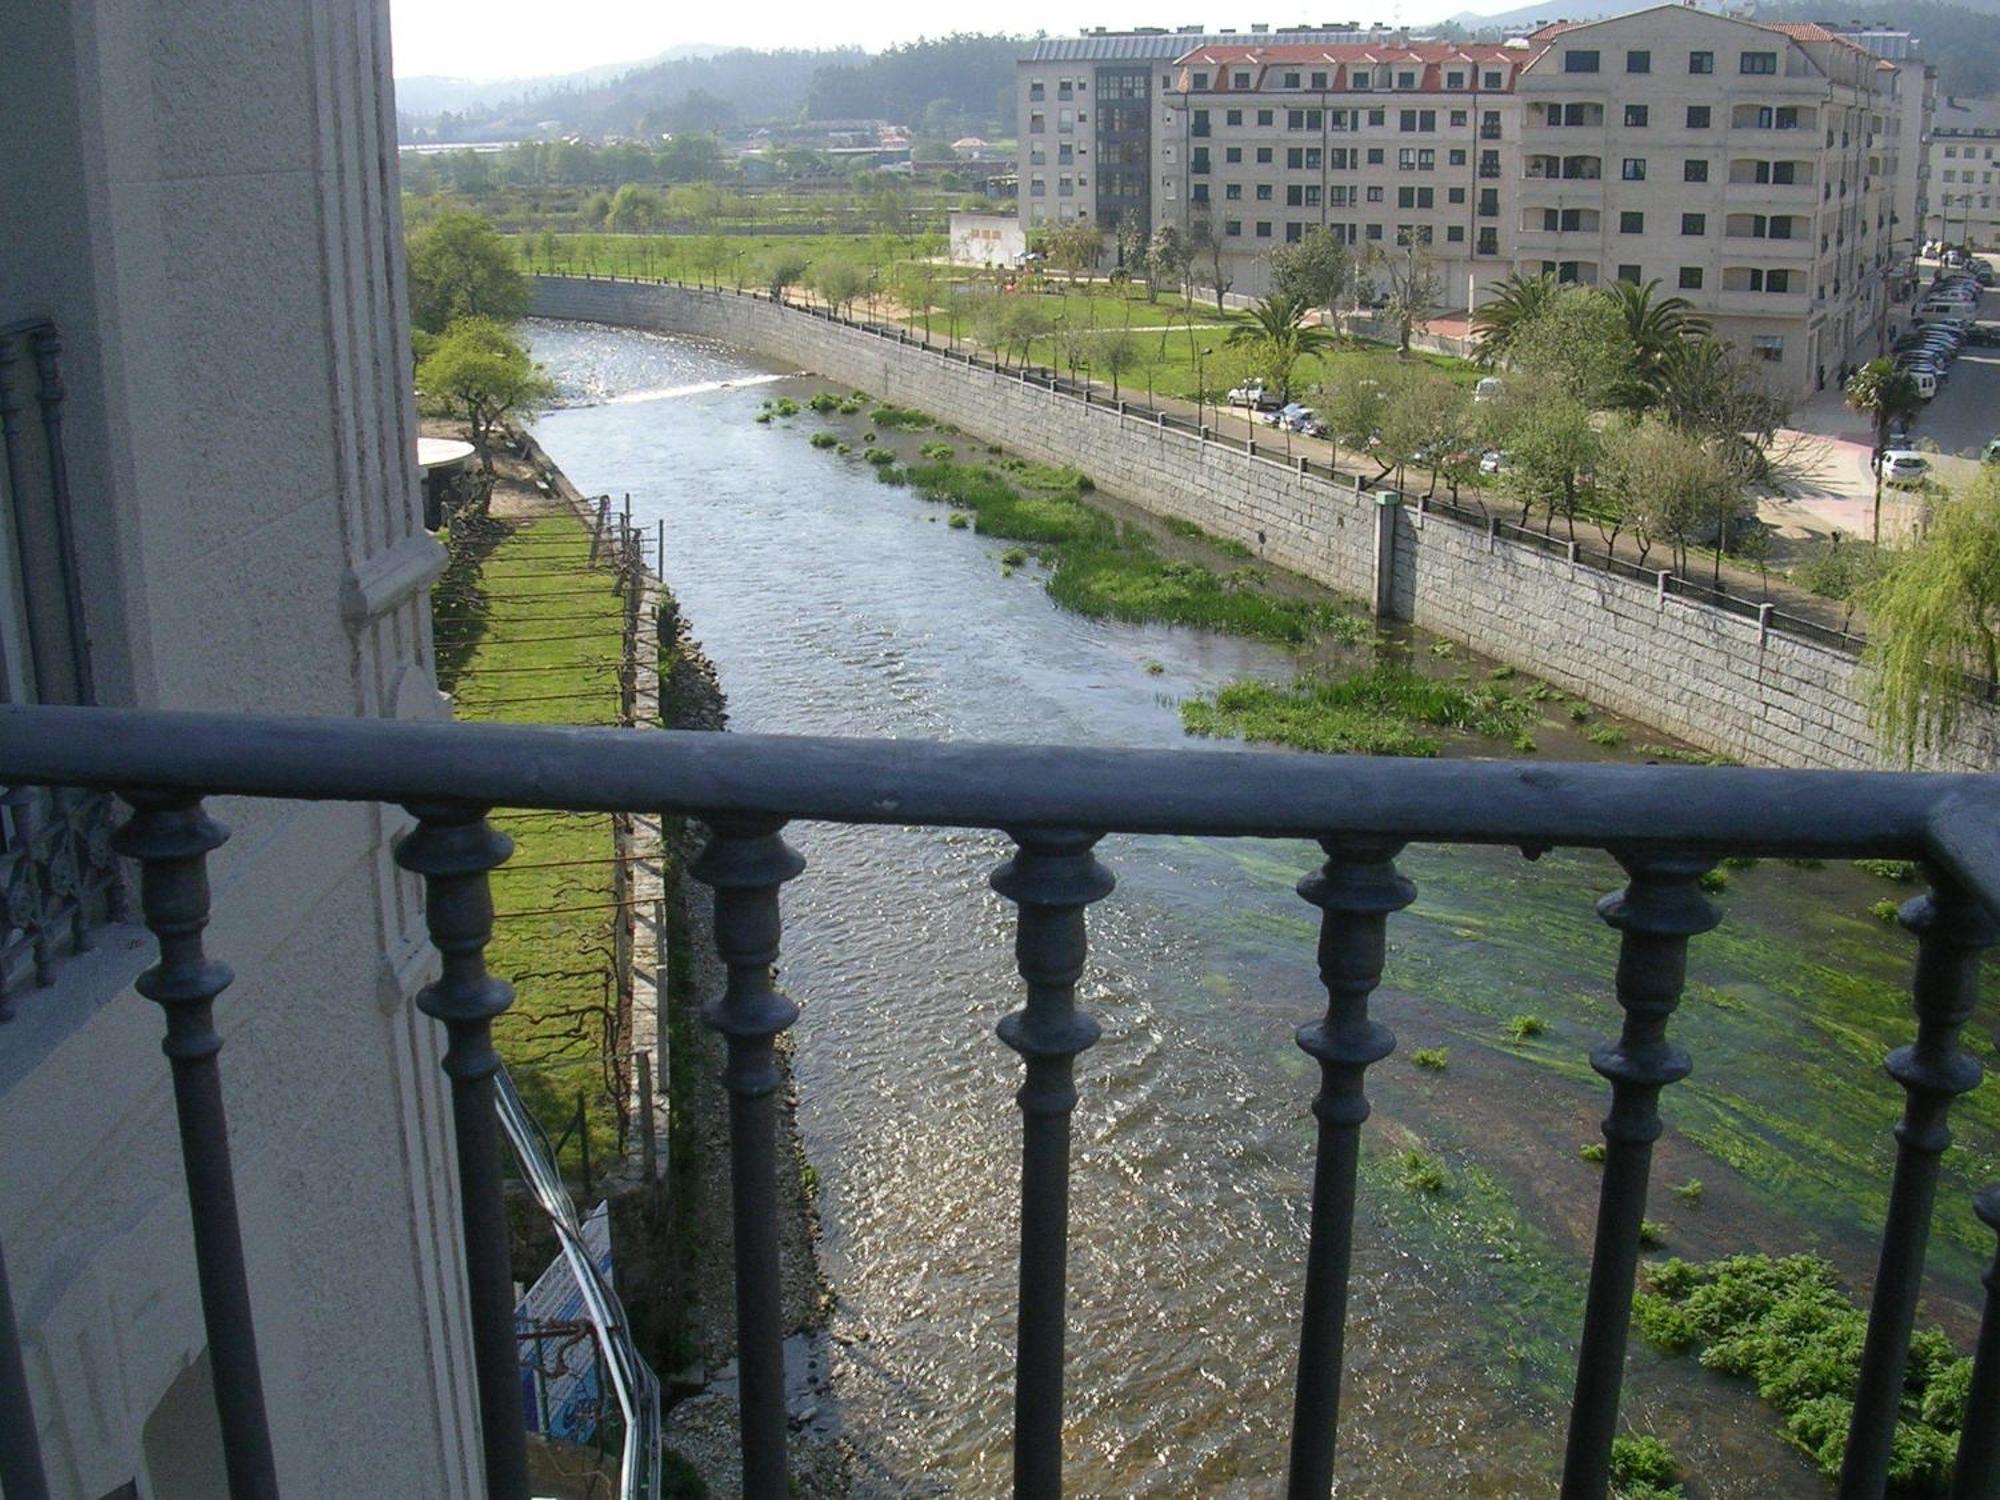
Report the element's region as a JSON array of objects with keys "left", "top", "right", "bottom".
[{"left": 390, "top": 0, "right": 1460, "bottom": 80}]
